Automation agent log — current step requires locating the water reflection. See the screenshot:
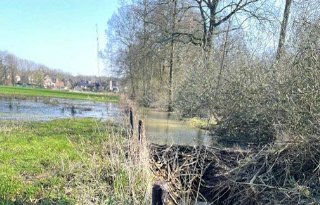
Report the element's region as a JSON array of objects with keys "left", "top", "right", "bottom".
[
  {"left": 8, "top": 101, "right": 13, "bottom": 111},
  {"left": 71, "top": 105, "right": 76, "bottom": 116},
  {"left": 142, "top": 109, "right": 213, "bottom": 147}
]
